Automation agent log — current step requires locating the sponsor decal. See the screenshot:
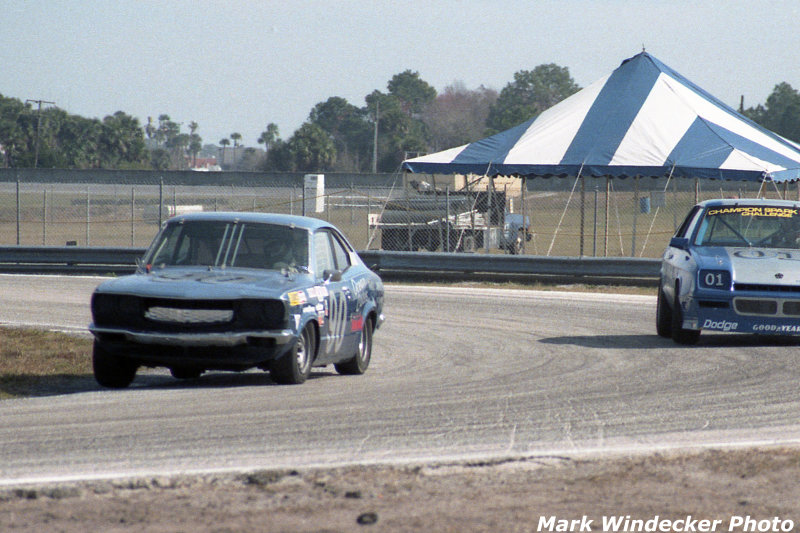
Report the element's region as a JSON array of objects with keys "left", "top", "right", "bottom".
[
  {"left": 351, "top": 277, "right": 370, "bottom": 305},
  {"left": 288, "top": 290, "right": 307, "bottom": 307},
  {"left": 733, "top": 249, "right": 777, "bottom": 259},
  {"left": 707, "top": 206, "right": 798, "bottom": 218},
  {"left": 325, "top": 291, "right": 348, "bottom": 354},
  {"left": 753, "top": 324, "right": 800, "bottom": 333},
  {"left": 307, "top": 286, "right": 329, "bottom": 302},
  {"left": 702, "top": 319, "right": 738, "bottom": 332}
]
